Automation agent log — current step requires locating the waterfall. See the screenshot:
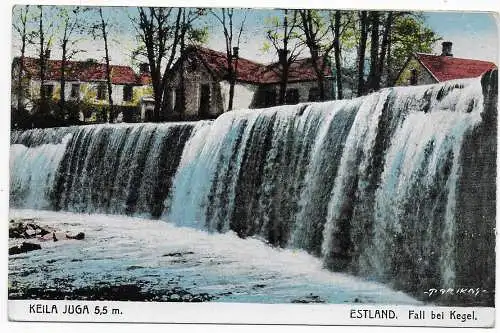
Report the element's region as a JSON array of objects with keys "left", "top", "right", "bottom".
[{"left": 10, "top": 72, "right": 497, "bottom": 301}]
